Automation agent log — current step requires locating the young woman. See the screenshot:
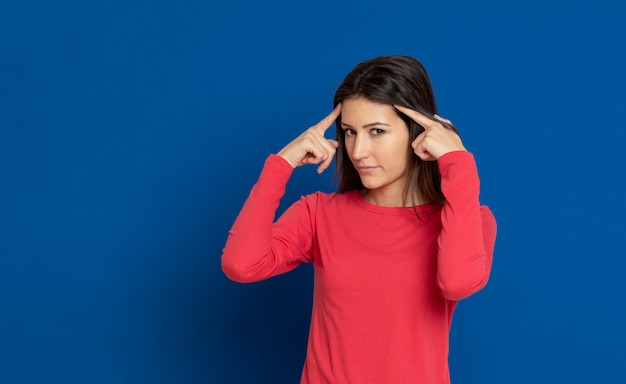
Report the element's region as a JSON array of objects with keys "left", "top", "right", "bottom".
[{"left": 221, "top": 55, "right": 497, "bottom": 384}]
